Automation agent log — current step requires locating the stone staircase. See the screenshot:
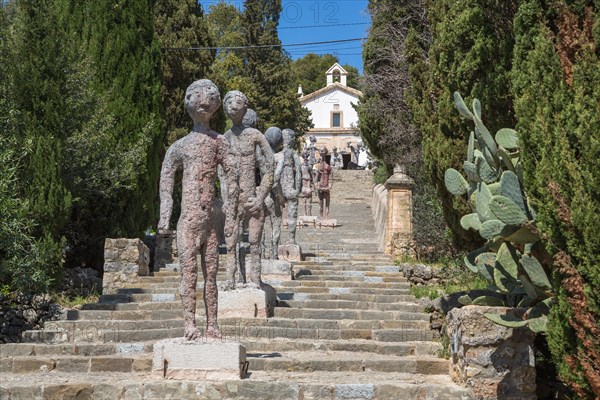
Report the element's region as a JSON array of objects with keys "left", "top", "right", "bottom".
[{"left": 0, "top": 170, "right": 471, "bottom": 399}]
